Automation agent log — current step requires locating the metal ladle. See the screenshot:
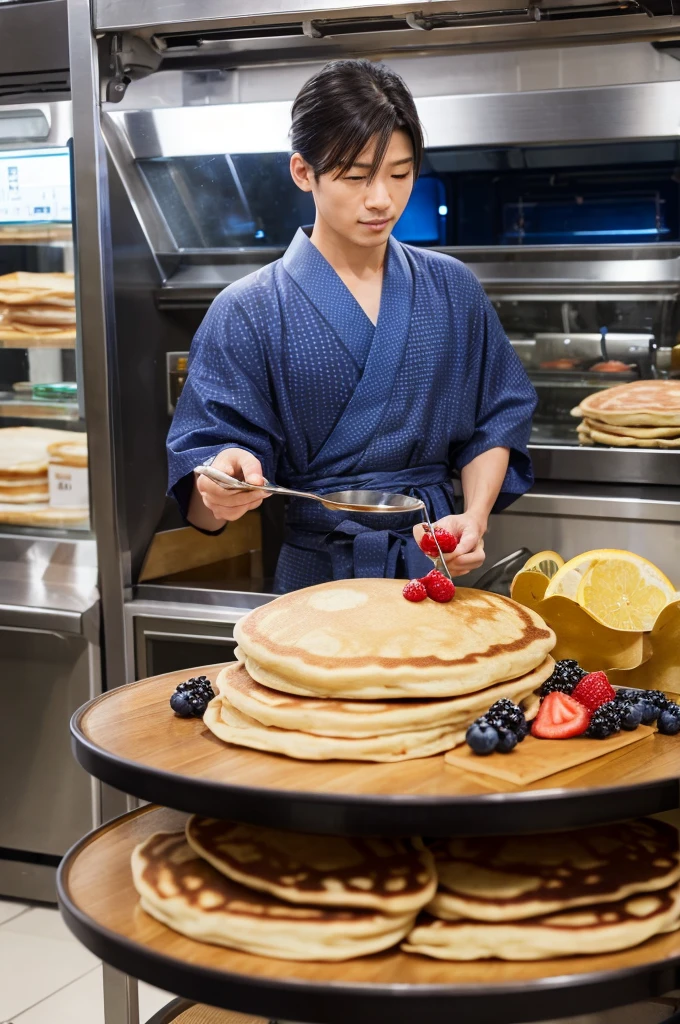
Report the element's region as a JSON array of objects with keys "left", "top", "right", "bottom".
[{"left": 194, "top": 464, "right": 453, "bottom": 579}]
